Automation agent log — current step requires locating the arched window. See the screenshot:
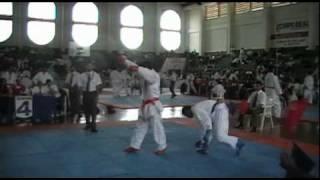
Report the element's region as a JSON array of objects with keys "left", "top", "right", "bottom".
[
  {"left": 120, "top": 5, "right": 143, "bottom": 49},
  {"left": 0, "top": 2, "right": 13, "bottom": 43},
  {"left": 72, "top": 2, "right": 98, "bottom": 47},
  {"left": 27, "top": 2, "right": 56, "bottom": 45},
  {"left": 160, "top": 10, "right": 181, "bottom": 51}
]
